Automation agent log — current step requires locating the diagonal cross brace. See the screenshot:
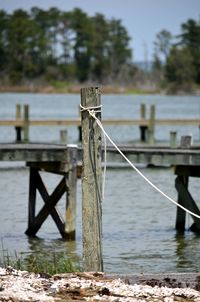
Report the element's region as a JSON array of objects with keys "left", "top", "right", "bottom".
[
  {"left": 25, "top": 168, "right": 66, "bottom": 237},
  {"left": 175, "top": 176, "right": 200, "bottom": 231}
]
